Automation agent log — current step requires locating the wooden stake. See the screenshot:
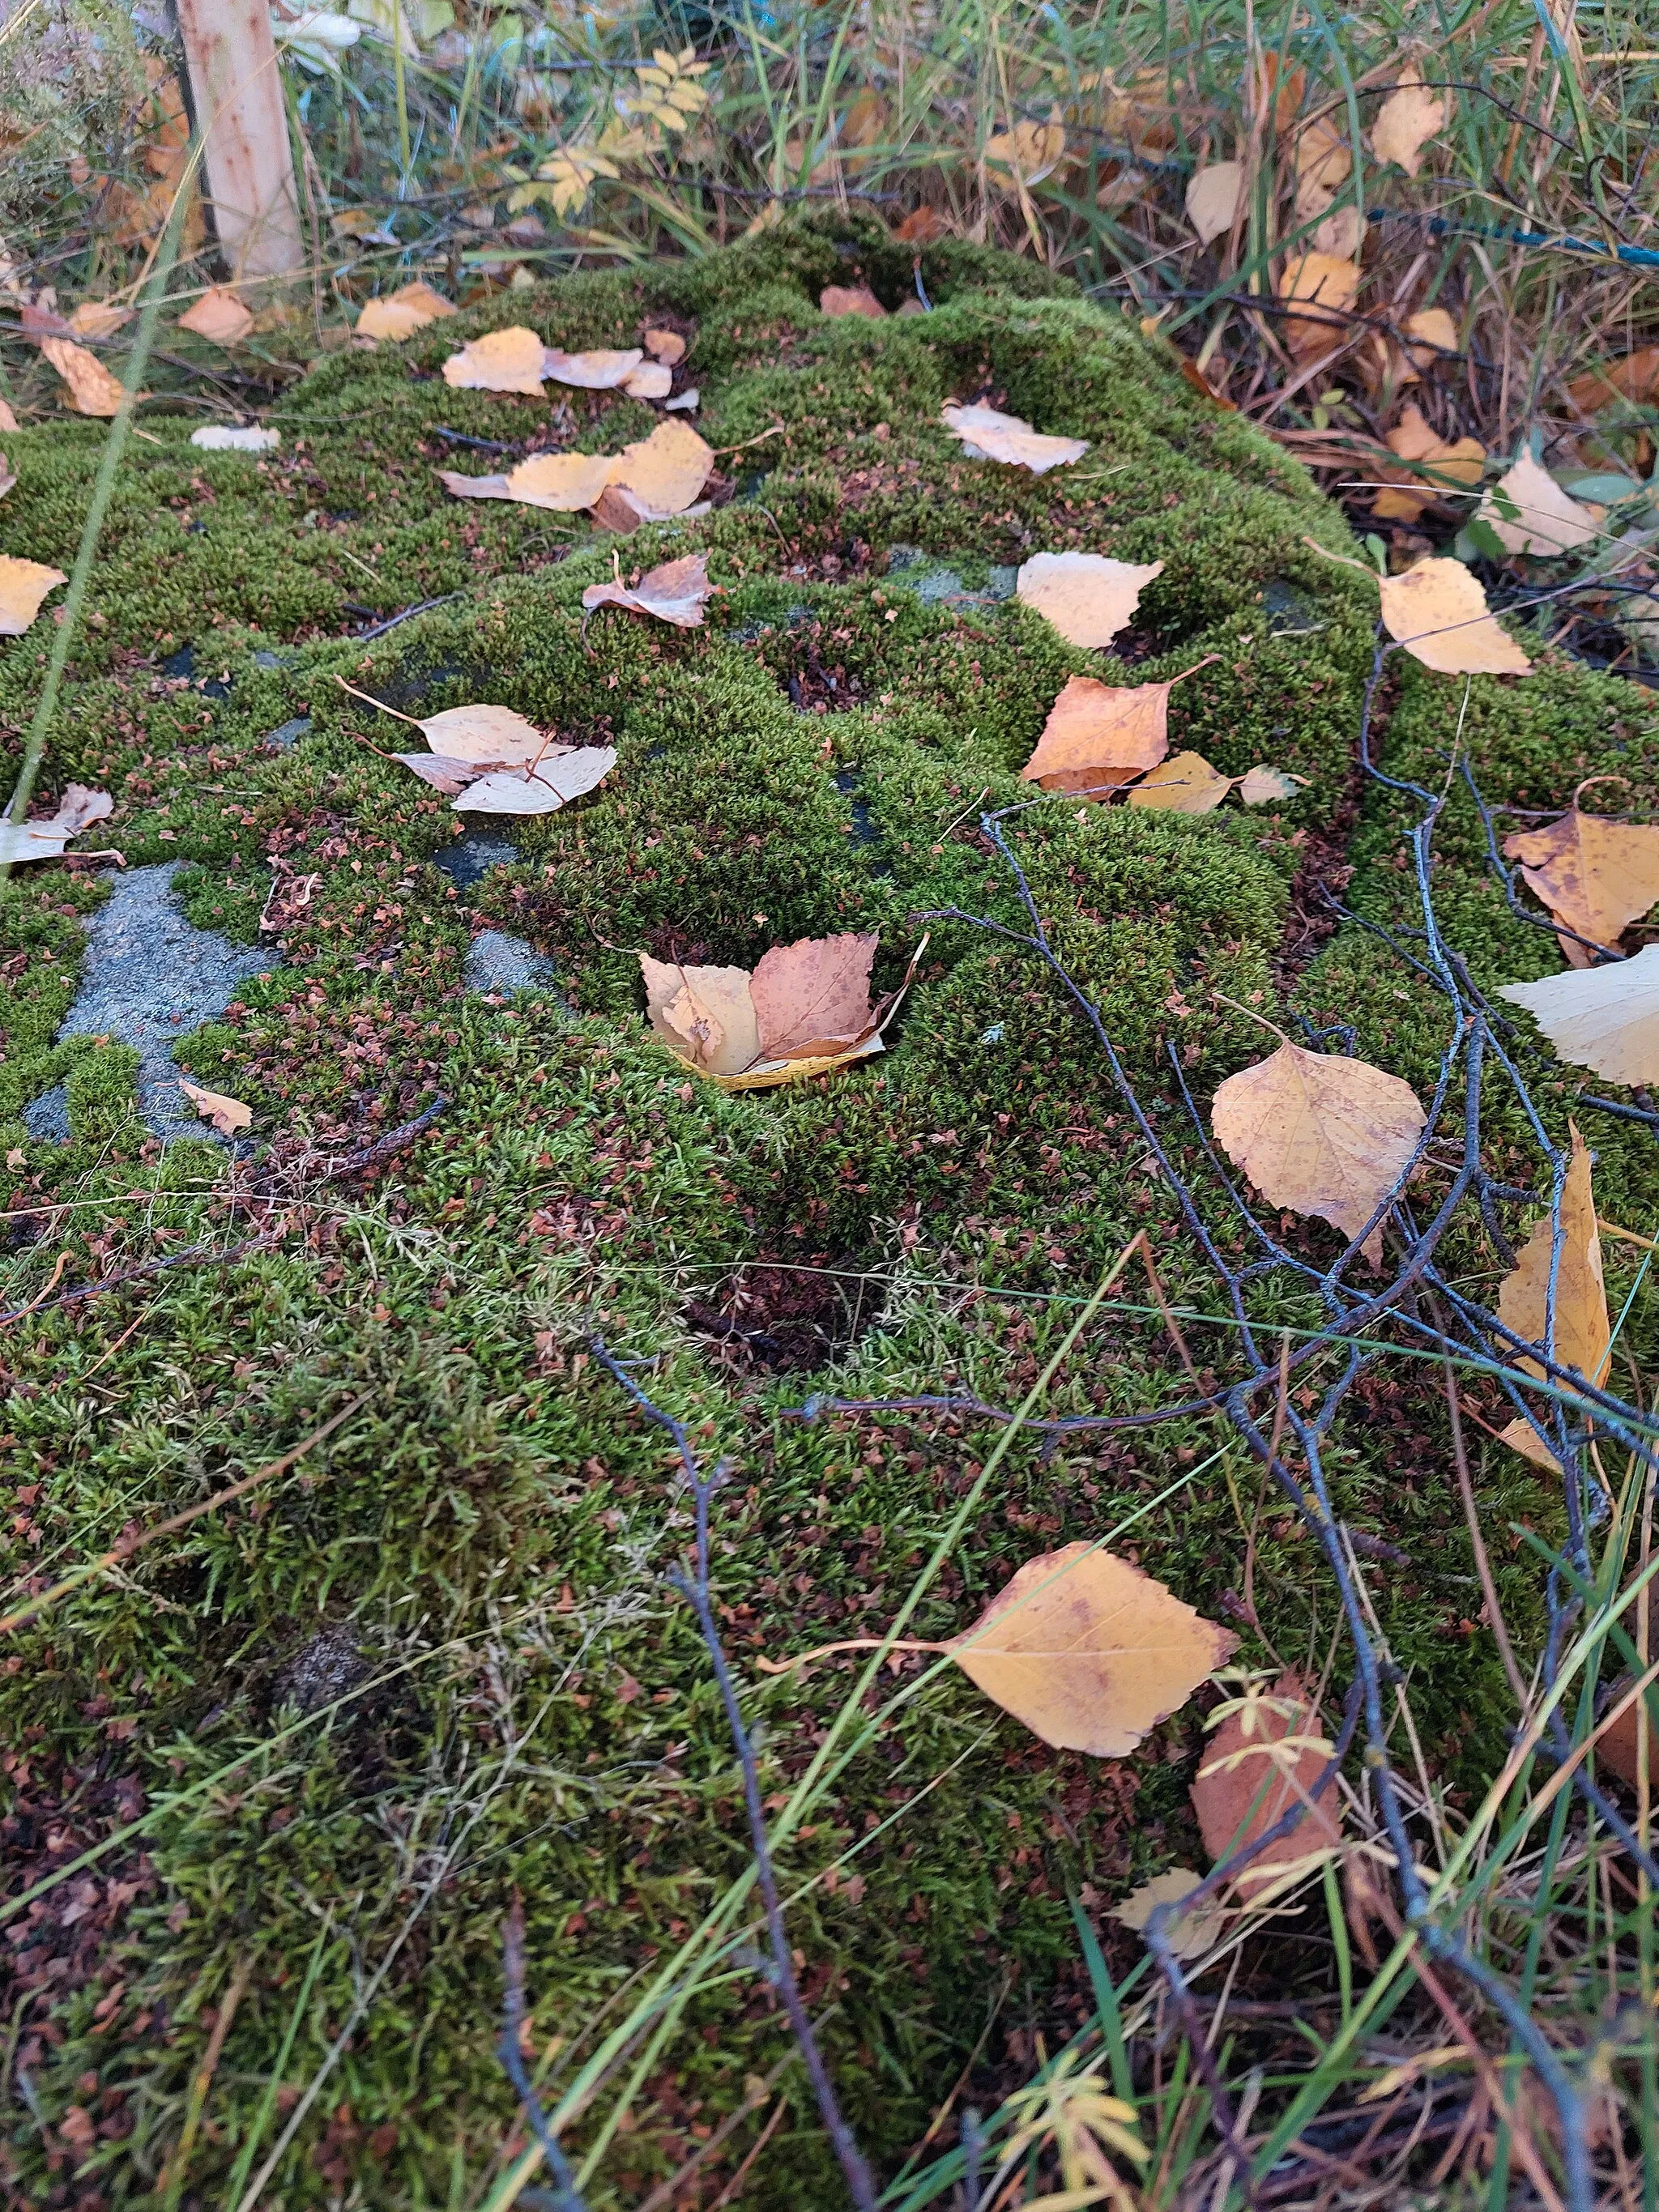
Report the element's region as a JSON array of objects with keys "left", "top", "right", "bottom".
[{"left": 175, "top": 0, "right": 305, "bottom": 279}]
